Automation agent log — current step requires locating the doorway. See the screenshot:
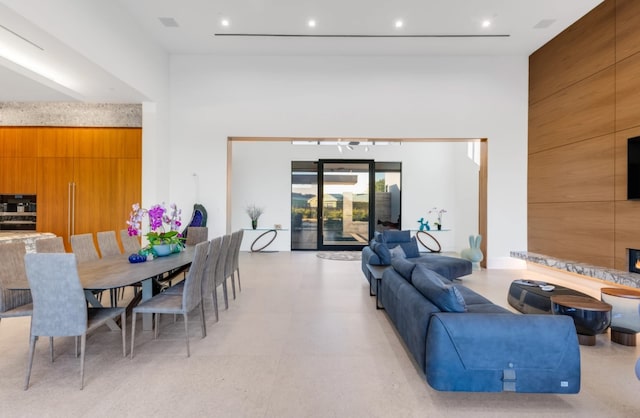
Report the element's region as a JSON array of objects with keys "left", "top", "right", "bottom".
[{"left": 291, "top": 159, "right": 402, "bottom": 251}]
